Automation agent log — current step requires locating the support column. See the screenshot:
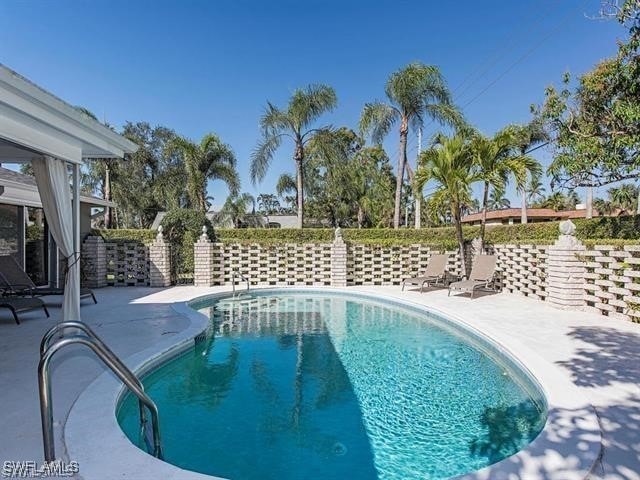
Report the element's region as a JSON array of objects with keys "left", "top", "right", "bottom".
[
  {"left": 82, "top": 235, "right": 107, "bottom": 288},
  {"left": 194, "top": 226, "right": 214, "bottom": 287},
  {"left": 331, "top": 227, "right": 347, "bottom": 287},
  {"left": 71, "top": 162, "right": 81, "bottom": 319},
  {"left": 547, "top": 220, "right": 586, "bottom": 310},
  {"left": 149, "top": 226, "right": 171, "bottom": 287}
]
